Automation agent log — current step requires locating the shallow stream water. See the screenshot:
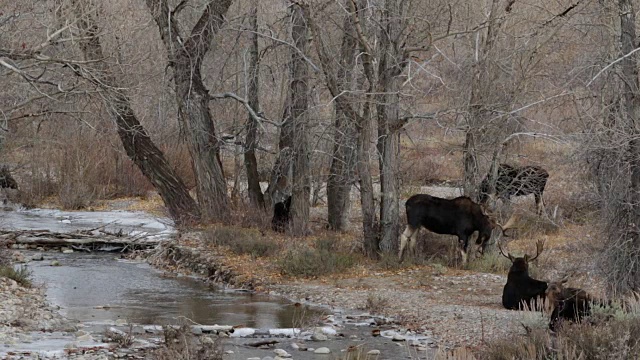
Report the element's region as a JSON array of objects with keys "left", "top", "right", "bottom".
[{"left": 25, "top": 251, "right": 314, "bottom": 328}]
